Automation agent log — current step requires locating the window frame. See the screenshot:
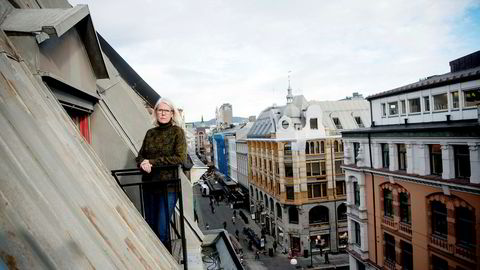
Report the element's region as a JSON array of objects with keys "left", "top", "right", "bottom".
[
  {"left": 354, "top": 182, "right": 360, "bottom": 207},
  {"left": 388, "top": 101, "right": 398, "bottom": 116},
  {"left": 423, "top": 96, "right": 430, "bottom": 112},
  {"left": 310, "top": 118, "right": 318, "bottom": 129},
  {"left": 397, "top": 144, "right": 407, "bottom": 171},
  {"left": 433, "top": 93, "right": 448, "bottom": 111},
  {"left": 381, "top": 143, "right": 390, "bottom": 169},
  {"left": 429, "top": 144, "right": 443, "bottom": 176},
  {"left": 408, "top": 98, "right": 421, "bottom": 113},
  {"left": 454, "top": 145, "right": 470, "bottom": 179}
]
